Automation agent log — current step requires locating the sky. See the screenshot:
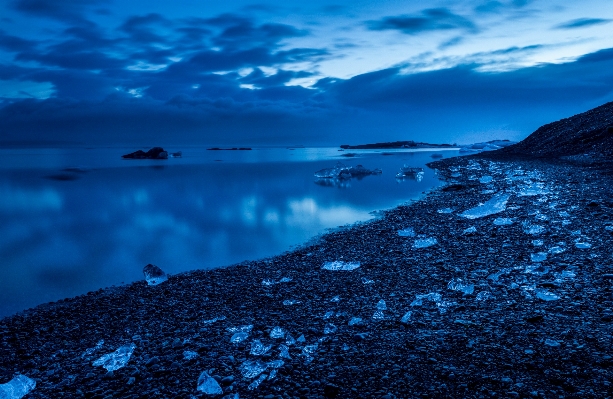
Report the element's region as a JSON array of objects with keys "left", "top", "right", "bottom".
[{"left": 0, "top": 0, "right": 612, "bottom": 146}]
